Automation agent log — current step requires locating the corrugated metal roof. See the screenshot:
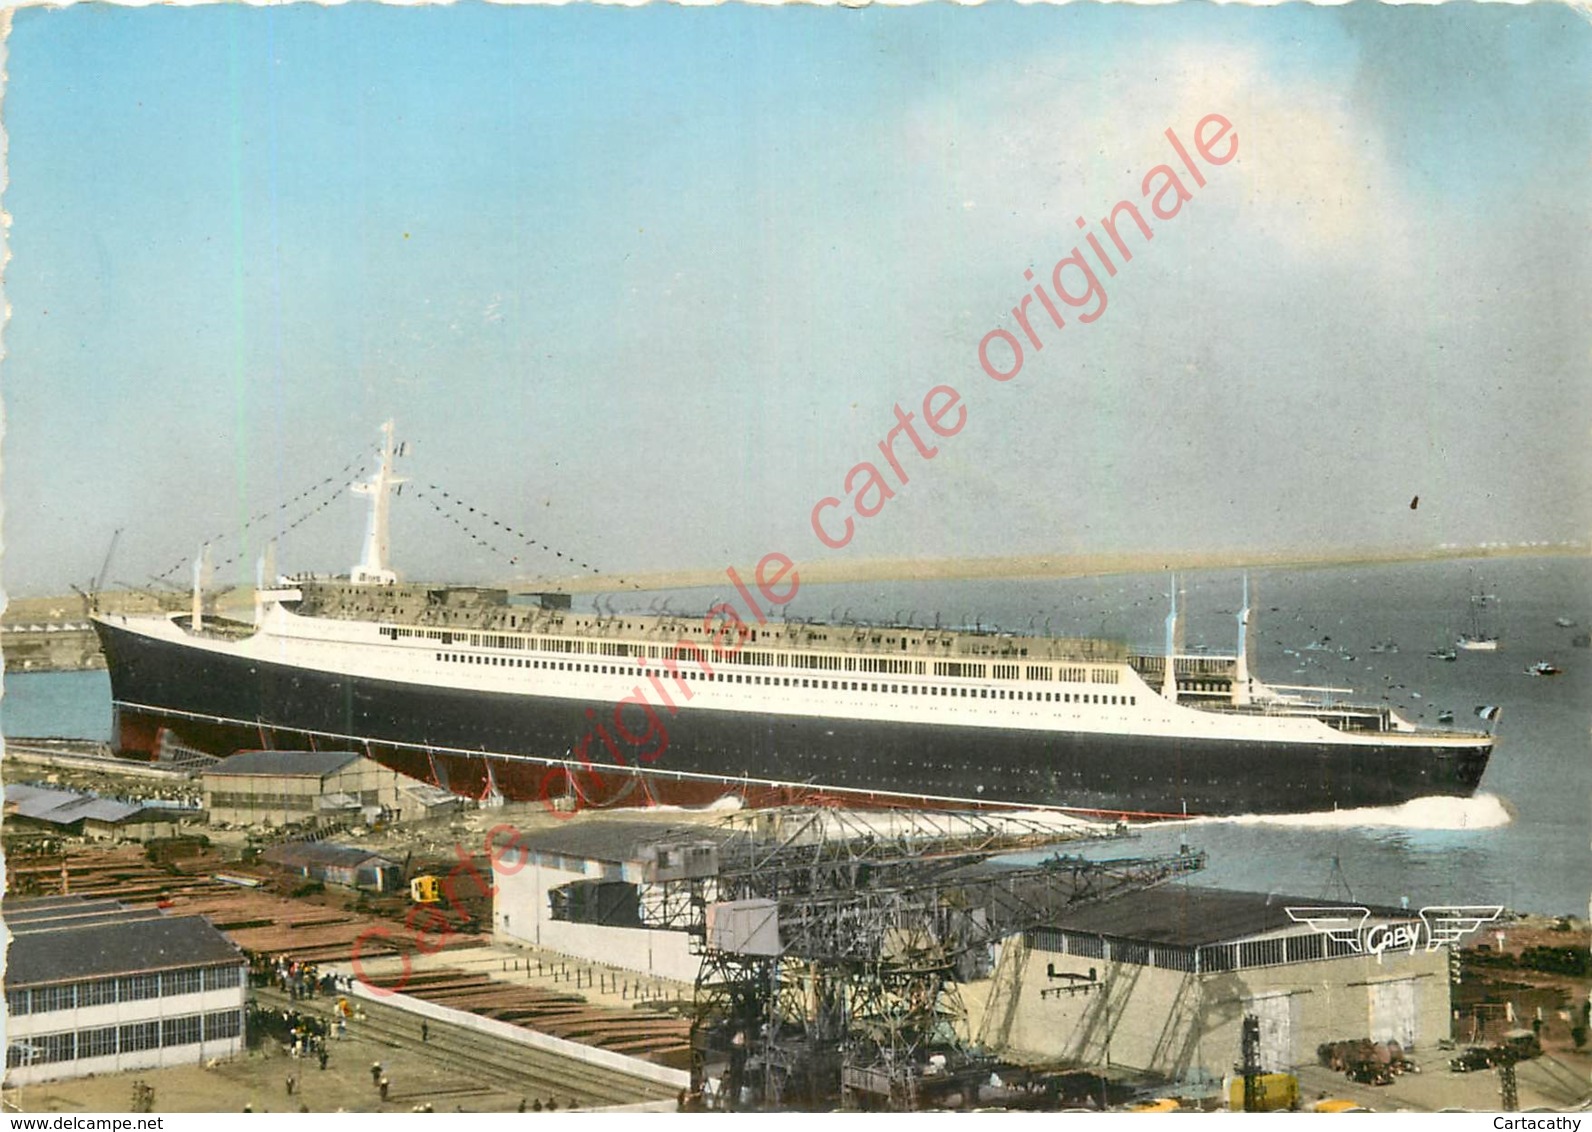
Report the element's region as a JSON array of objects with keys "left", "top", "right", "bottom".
[
  {"left": 6, "top": 785, "right": 83, "bottom": 815},
  {"left": 48, "top": 797, "right": 148, "bottom": 824},
  {"left": 398, "top": 781, "right": 462, "bottom": 806},
  {"left": 0, "top": 891, "right": 85, "bottom": 910},
  {"left": 261, "top": 842, "right": 395, "bottom": 870},
  {"left": 3, "top": 897, "right": 123, "bottom": 925},
  {"left": 1047, "top": 885, "right": 1405, "bottom": 948},
  {"left": 203, "top": 750, "right": 362, "bottom": 779},
  {"left": 8, "top": 906, "right": 169, "bottom": 935},
  {"left": 5, "top": 785, "right": 176, "bottom": 826},
  {"left": 507, "top": 819, "right": 731, "bottom": 865},
  {"left": 3, "top": 906, "right": 243, "bottom": 989},
  {"left": 83, "top": 800, "right": 172, "bottom": 824},
  {"left": 9, "top": 794, "right": 157, "bottom": 827},
  {"left": 12, "top": 797, "right": 82, "bottom": 822}
]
